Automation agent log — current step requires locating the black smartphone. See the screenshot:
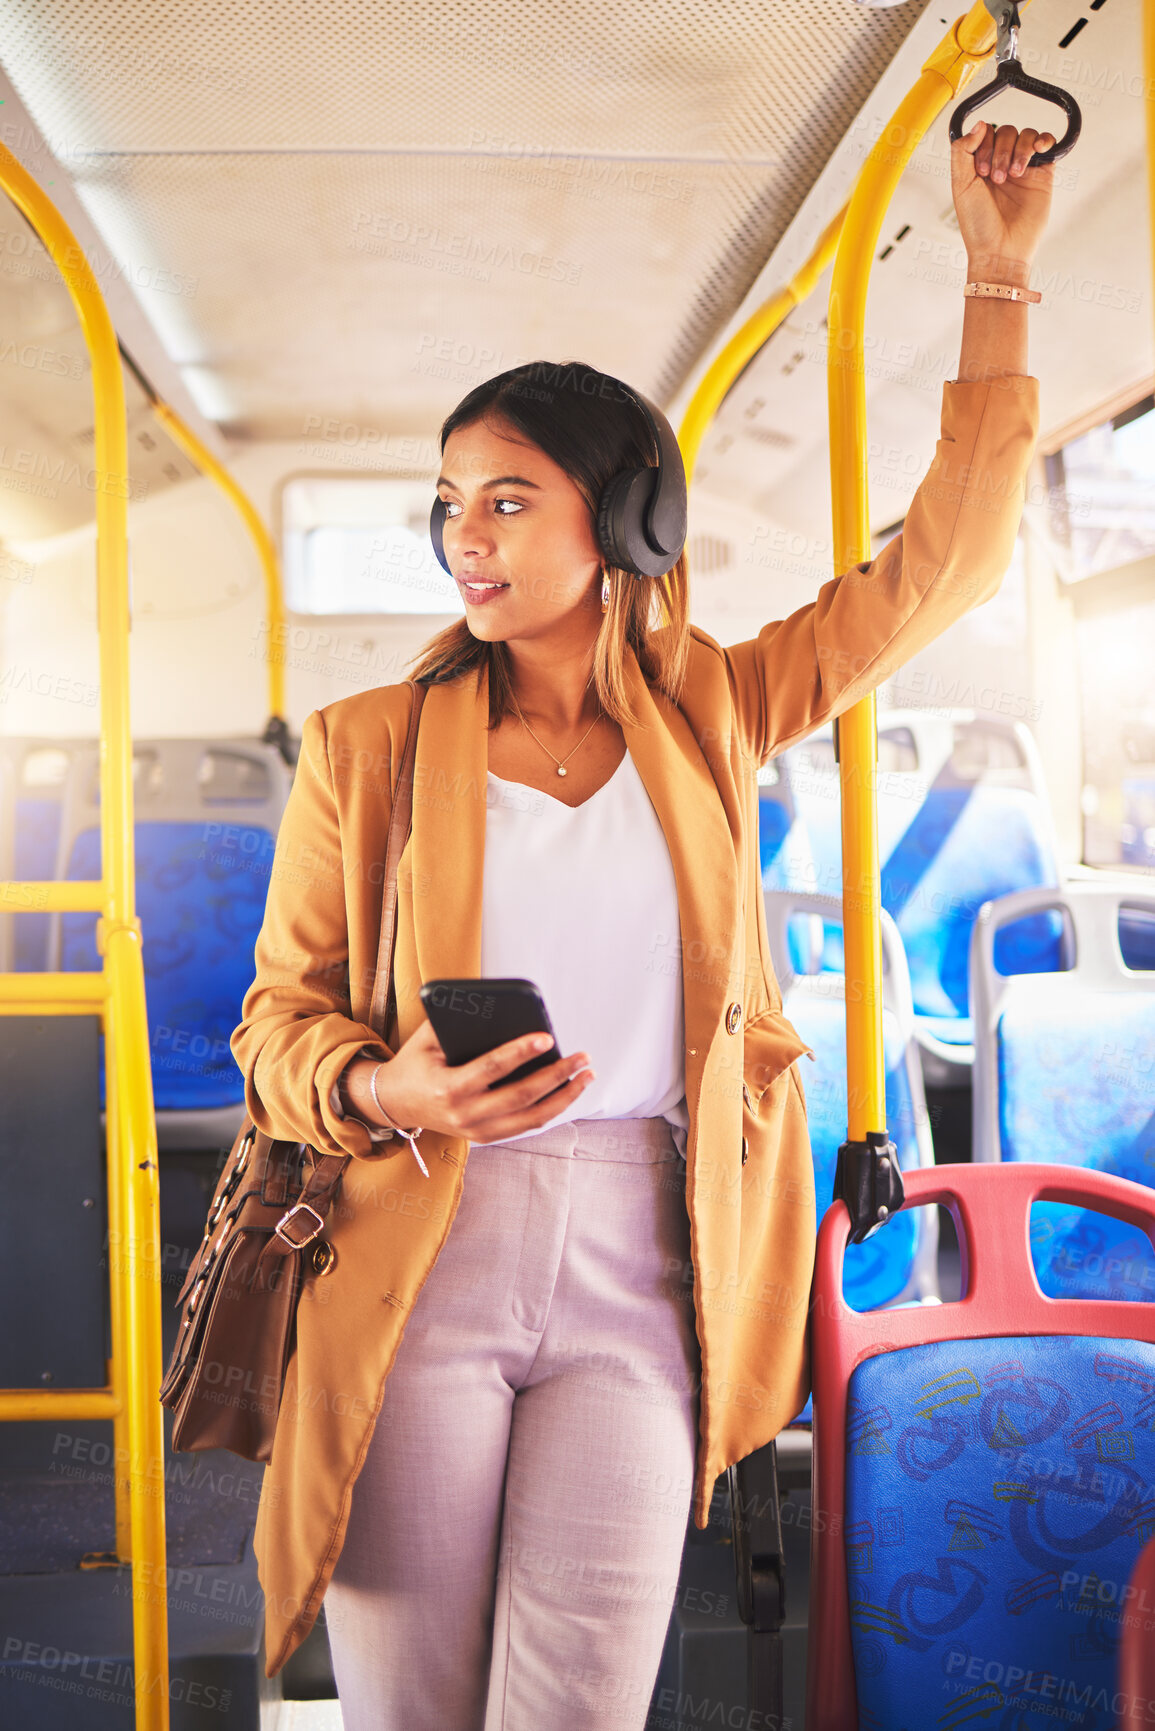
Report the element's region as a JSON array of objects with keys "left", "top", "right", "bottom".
[{"left": 419, "top": 978, "right": 563, "bottom": 1090}]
